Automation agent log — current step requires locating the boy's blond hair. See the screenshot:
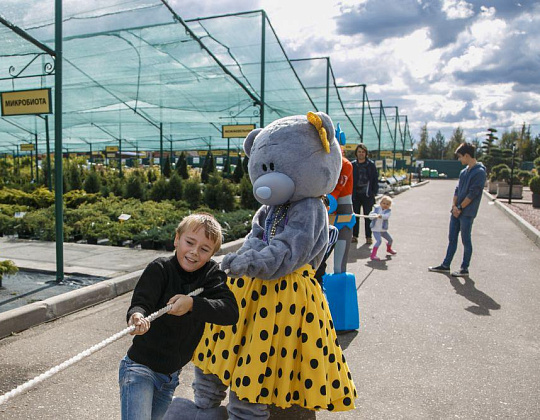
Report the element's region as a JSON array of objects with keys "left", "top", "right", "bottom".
[{"left": 176, "top": 213, "right": 222, "bottom": 254}]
